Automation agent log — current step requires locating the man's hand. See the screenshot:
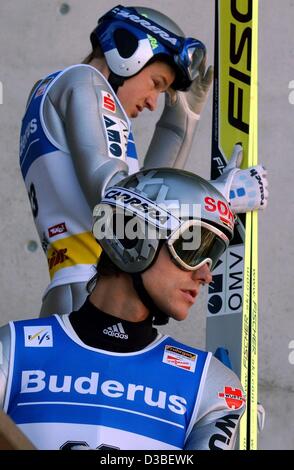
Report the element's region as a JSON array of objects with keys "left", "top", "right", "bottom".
[
  {"left": 186, "top": 57, "right": 214, "bottom": 116},
  {"left": 144, "top": 57, "right": 213, "bottom": 170},
  {"left": 211, "top": 144, "right": 269, "bottom": 214},
  {"left": 167, "top": 56, "right": 213, "bottom": 117}
]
